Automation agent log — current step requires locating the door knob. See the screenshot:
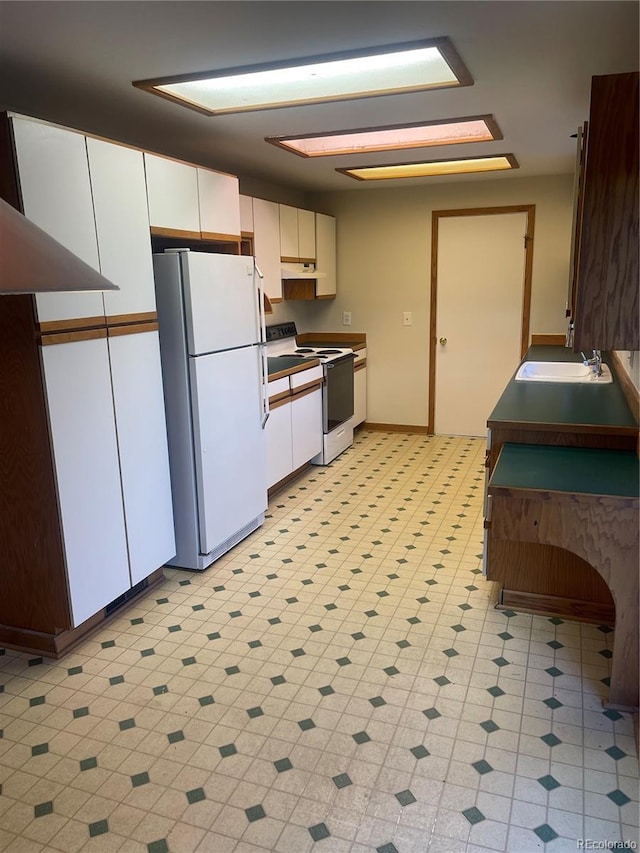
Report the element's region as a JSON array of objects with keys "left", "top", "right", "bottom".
[{"left": 439, "top": 337, "right": 447, "bottom": 345}]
